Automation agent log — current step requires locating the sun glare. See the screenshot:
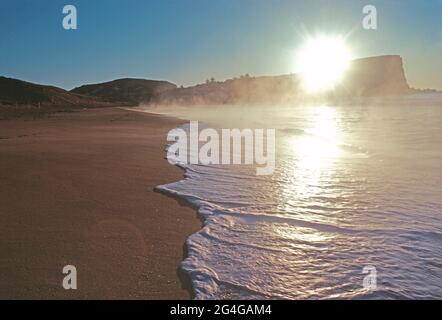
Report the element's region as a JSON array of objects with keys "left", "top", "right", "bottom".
[{"left": 297, "top": 36, "right": 352, "bottom": 92}]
